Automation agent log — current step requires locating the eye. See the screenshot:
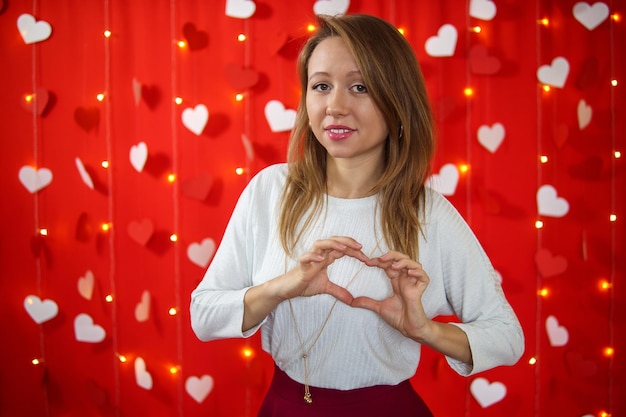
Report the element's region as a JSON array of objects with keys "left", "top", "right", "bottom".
[
  {"left": 312, "top": 82, "right": 331, "bottom": 92},
  {"left": 351, "top": 84, "right": 368, "bottom": 93}
]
